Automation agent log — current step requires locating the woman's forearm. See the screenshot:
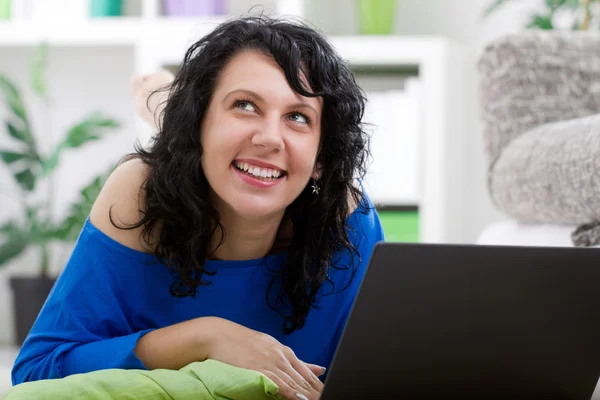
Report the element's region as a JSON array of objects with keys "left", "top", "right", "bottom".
[{"left": 134, "top": 317, "right": 218, "bottom": 370}]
